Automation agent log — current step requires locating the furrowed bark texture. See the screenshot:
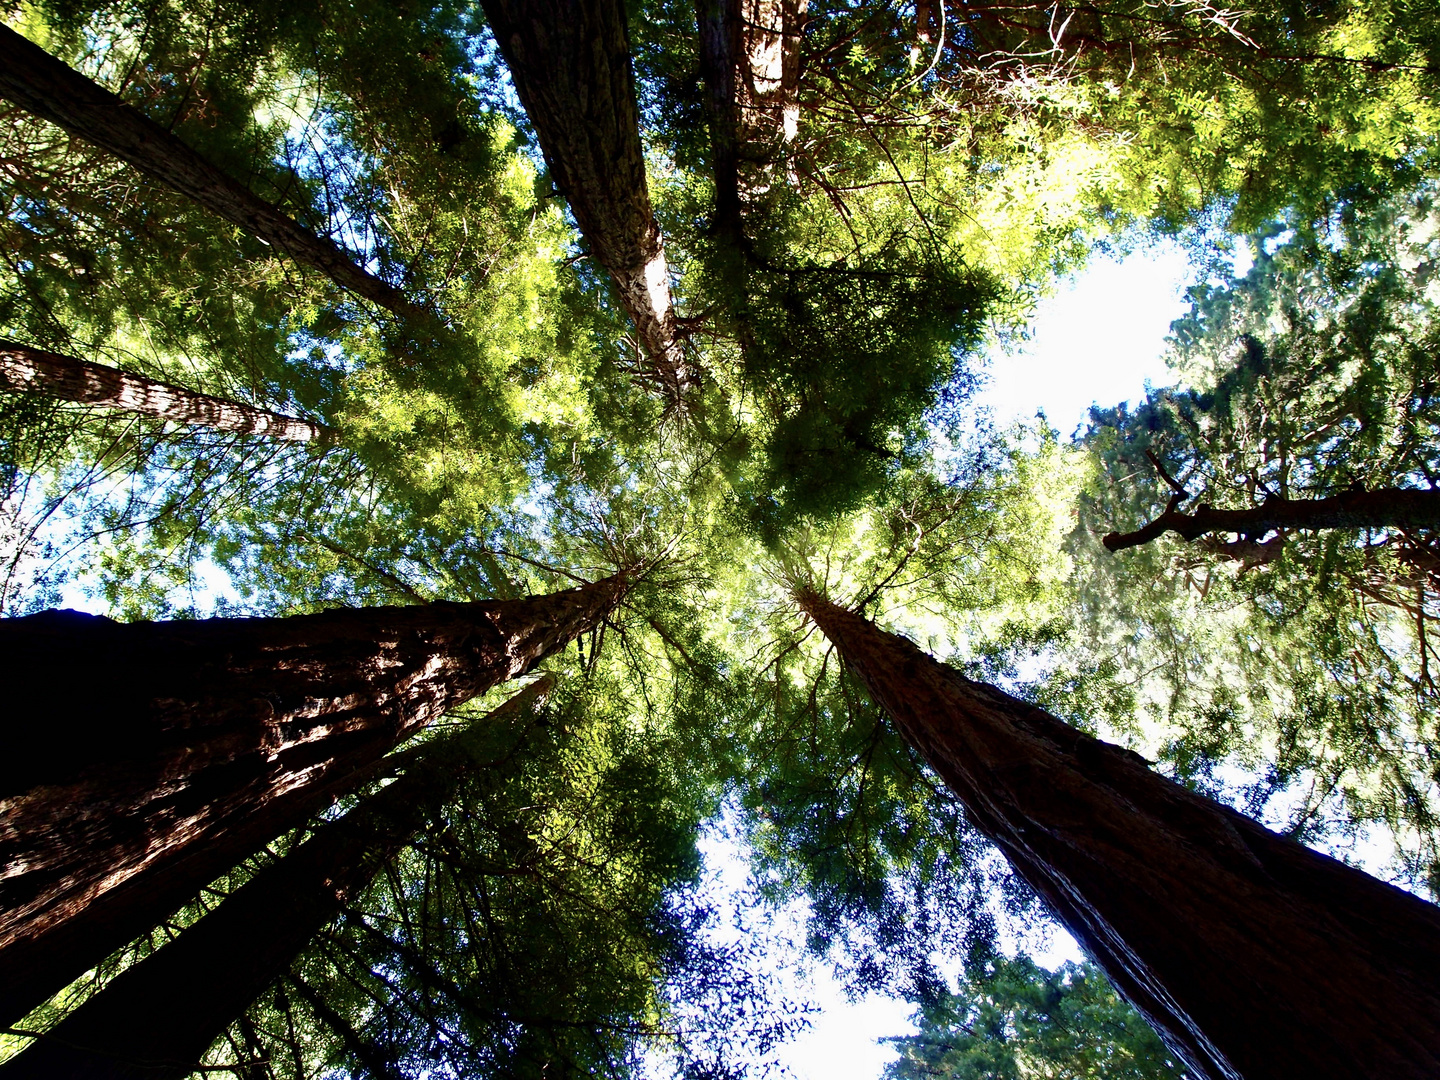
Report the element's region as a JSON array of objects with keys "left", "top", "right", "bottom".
[
  {"left": 698, "top": 0, "right": 744, "bottom": 240},
  {"left": 799, "top": 592, "right": 1440, "bottom": 1080},
  {"left": 478, "top": 0, "right": 696, "bottom": 403},
  {"left": 1103, "top": 487, "right": 1440, "bottom": 552},
  {"left": 696, "top": 0, "right": 807, "bottom": 237},
  {"left": 0, "top": 342, "right": 331, "bottom": 442},
  {"left": 0, "top": 574, "right": 625, "bottom": 1027},
  {"left": 0, "top": 678, "right": 554, "bottom": 1080},
  {"left": 0, "top": 25, "right": 421, "bottom": 319}
]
